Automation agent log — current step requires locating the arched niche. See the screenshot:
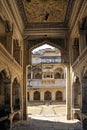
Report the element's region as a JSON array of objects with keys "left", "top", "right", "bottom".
[
  {"left": 82, "top": 70, "right": 87, "bottom": 113},
  {"left": 12, "top": 78, "right": 20, "bottom": 111},
  {"left": 0, "top": 69, "right": 11, "bottom": 118},
  {"left": 34, "top": 91, "right": 40, "bottom": 101},
  {"left": 73, "top": 76, "right": 81, "bottom": 108},
  {"left": 44, "top": 91, "right": 51, "bottom": 100},
  {"left": 56, "top": 91, "right": 63, "bottom": 101}
]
